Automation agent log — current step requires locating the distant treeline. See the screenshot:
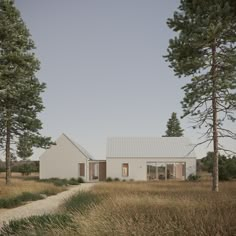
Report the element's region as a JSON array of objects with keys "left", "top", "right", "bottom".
[
  {"left": 0, "top": 161, "right": 39, "bottom": 175},
  {"left": 200, "top": 152, "right": 236, "bottom": 181}
]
